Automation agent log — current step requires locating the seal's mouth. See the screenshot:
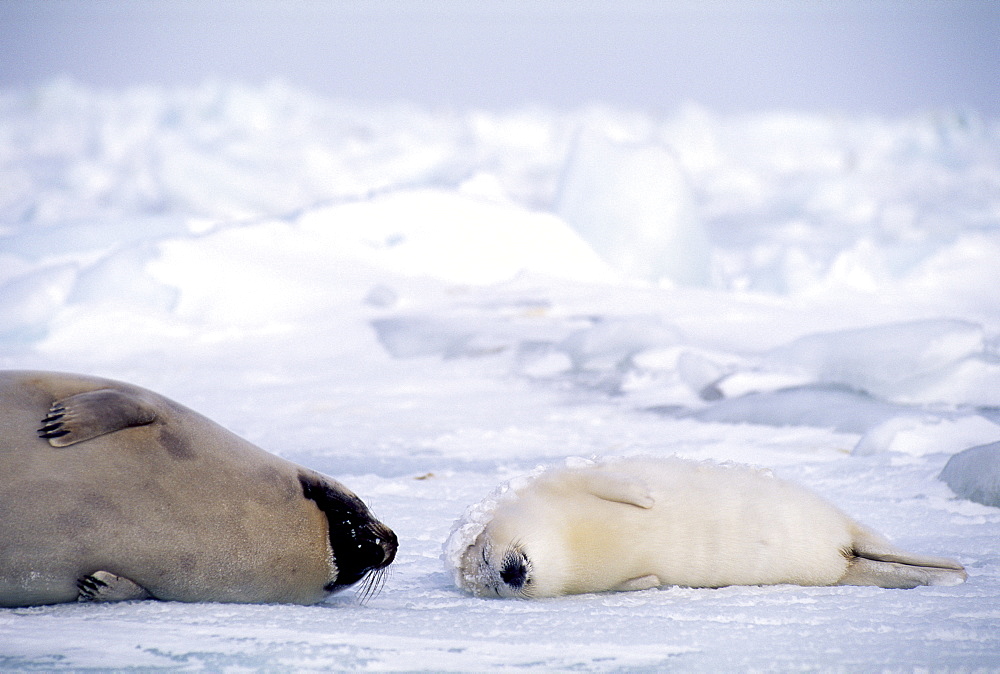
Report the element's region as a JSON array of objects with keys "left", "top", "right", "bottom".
[{"left": 299, "top": 474, "right": 398, "bottom": 598}]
